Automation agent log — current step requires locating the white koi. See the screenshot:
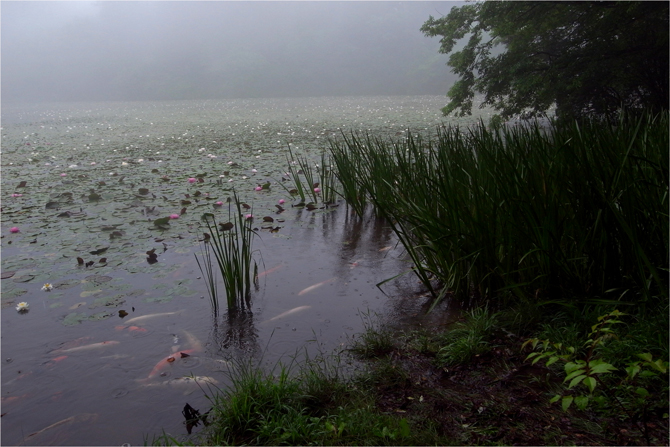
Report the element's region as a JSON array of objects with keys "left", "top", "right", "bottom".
[
  {"left": 297, "top": 277, "right": 336, "bottom": 296},
  {"left": 263, "top": 305, "right": 311, "bottom": 323},
  {"left": 183, "top": 330, "right": 204, "bottom": 352},
  {"left": 122, "top": 311, "right": 183, "bottom": 326},
  {"left": 54, "top": 340, "right": 119, "bottom": 354}
]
